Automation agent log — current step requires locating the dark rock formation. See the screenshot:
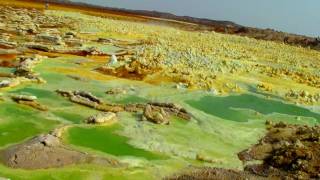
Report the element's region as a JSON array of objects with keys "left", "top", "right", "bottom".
[
  {"left": 73, "top": 90, "right": 102, "bottom": 104},
  {"left": 14, "top": 56, "right": 42, "bottom": 80},
  {"left": 25, "top": 43, "right": 51, "bottom": 52}
]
